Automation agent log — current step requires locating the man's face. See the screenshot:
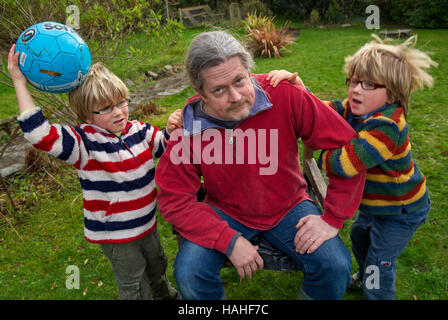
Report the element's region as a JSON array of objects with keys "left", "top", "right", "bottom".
[{"left": 199, "top": 56, "right": 255, "bottom": 122}]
